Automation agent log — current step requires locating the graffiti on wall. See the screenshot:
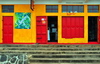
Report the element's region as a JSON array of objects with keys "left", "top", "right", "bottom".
[
  {"left": 15, "top": 13, "right": 31, "bottom": 29},
  {"left": 0, "top": 54, "right": 28, "bottom": 64}
]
